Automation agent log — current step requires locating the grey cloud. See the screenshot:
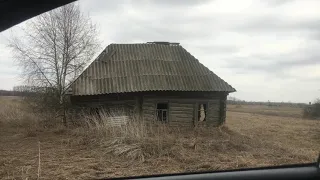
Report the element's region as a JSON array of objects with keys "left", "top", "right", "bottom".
[
  {"left": 99, "top": 11, "right": 220, "bottom": 43},
  {"left": 91, "top": 0, "right": 319, "bottom": 86},
  {"left": 110, "top": 23, "right": 188, "bottom": 42},
  {"left": 193, "top": 45, "right": 239, "bottom": 54},
  {"left": 223, "top": 46, "right": 320, "bottom": 83},
  {"left": 263, "top": 0, "right": 297, "bottom": 6},
  {"left": 309, "top": 32, "right": 320, "bottom": 41},
  {"left": 225, "top": 52, "right": 320, "bottom": 72},
  {"left": 276, "top": 57, "right": 320, "bottom": 67},
  {"left": 296, "top": 76, "right": 320, "bottom": 82},
  {"left": 109, "top": 17, "right": 215, "bottom": 42},
  {"left": 80, "top": 0, "right": 129, "bottom": 15},
  {"left": 235, "top": 16, "right": 320, "bottom": 34},
  {"left": 82, "top": 0, "right": 225, "bottom": 44},
  {"left": 80, "top": 0, "right": 211, "bottom": 15},
  {"left": 148, "top": 0, "right": 211, "bottom": 7},
  {"left": 298, "top": 20, "right": 320, "bottom": 31}
]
